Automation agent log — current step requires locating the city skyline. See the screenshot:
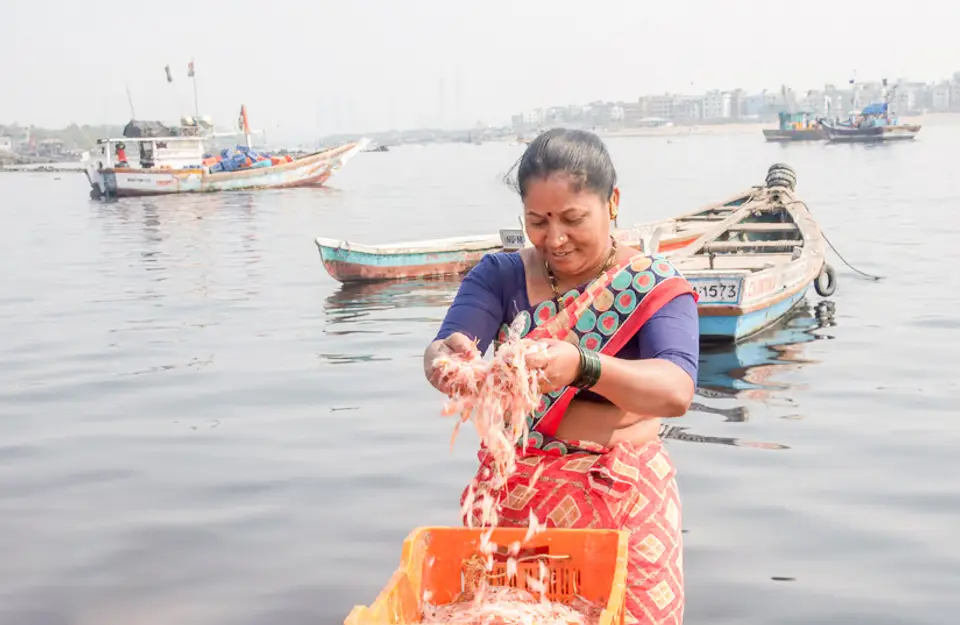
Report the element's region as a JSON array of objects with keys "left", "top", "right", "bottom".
[
  {"left": 317, "top": 71, "right": 960, "bottom": 147},
  {"left": 4, "top": 69, "right": 960, "bottom": 153},
  {"left": 5, "top": 0, "right": 960, "bottom": 143}
]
